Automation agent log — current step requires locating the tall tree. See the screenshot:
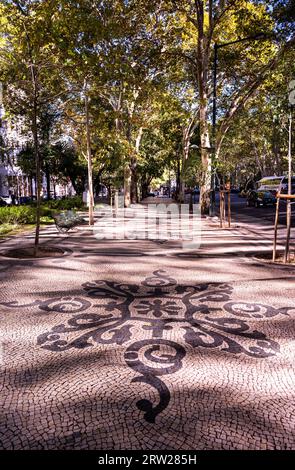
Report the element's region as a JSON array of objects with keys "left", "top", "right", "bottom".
[
  {"left": 0, "top": 0, "right": 62, "bottom": 252},
  {"left": 144, "top": 0, "right": 295, "bottom": 212}
]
